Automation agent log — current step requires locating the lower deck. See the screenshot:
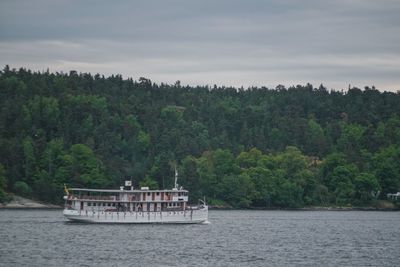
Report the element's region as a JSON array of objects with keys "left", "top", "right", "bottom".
[{"left": 63, "top": 207, "right": 208, "bottom": 224}]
